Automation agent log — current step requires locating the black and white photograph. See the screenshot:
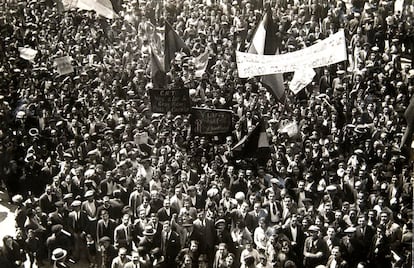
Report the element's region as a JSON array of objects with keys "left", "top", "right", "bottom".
[{"left": 0, "top": 0, "right": 413, "bottom": 267}]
